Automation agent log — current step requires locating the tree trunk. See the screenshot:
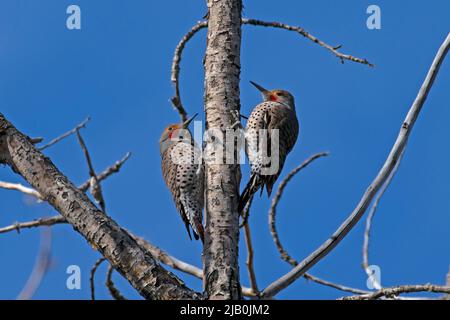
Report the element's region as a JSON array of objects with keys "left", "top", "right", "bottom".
[{"left": 203, "top": 0, "right": 243, "bottom": 300}]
